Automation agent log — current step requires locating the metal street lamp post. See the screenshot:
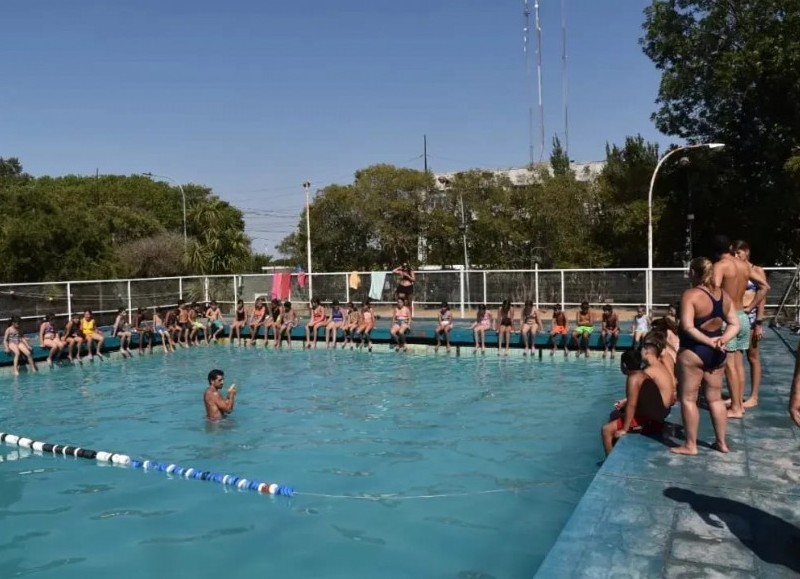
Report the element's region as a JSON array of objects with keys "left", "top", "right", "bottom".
[
  {"left": 303, "top": 181, "right": 313, "bottom": 302},
  {"left": 646, "top": 143, "right": 725, "bottom": 312}
]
